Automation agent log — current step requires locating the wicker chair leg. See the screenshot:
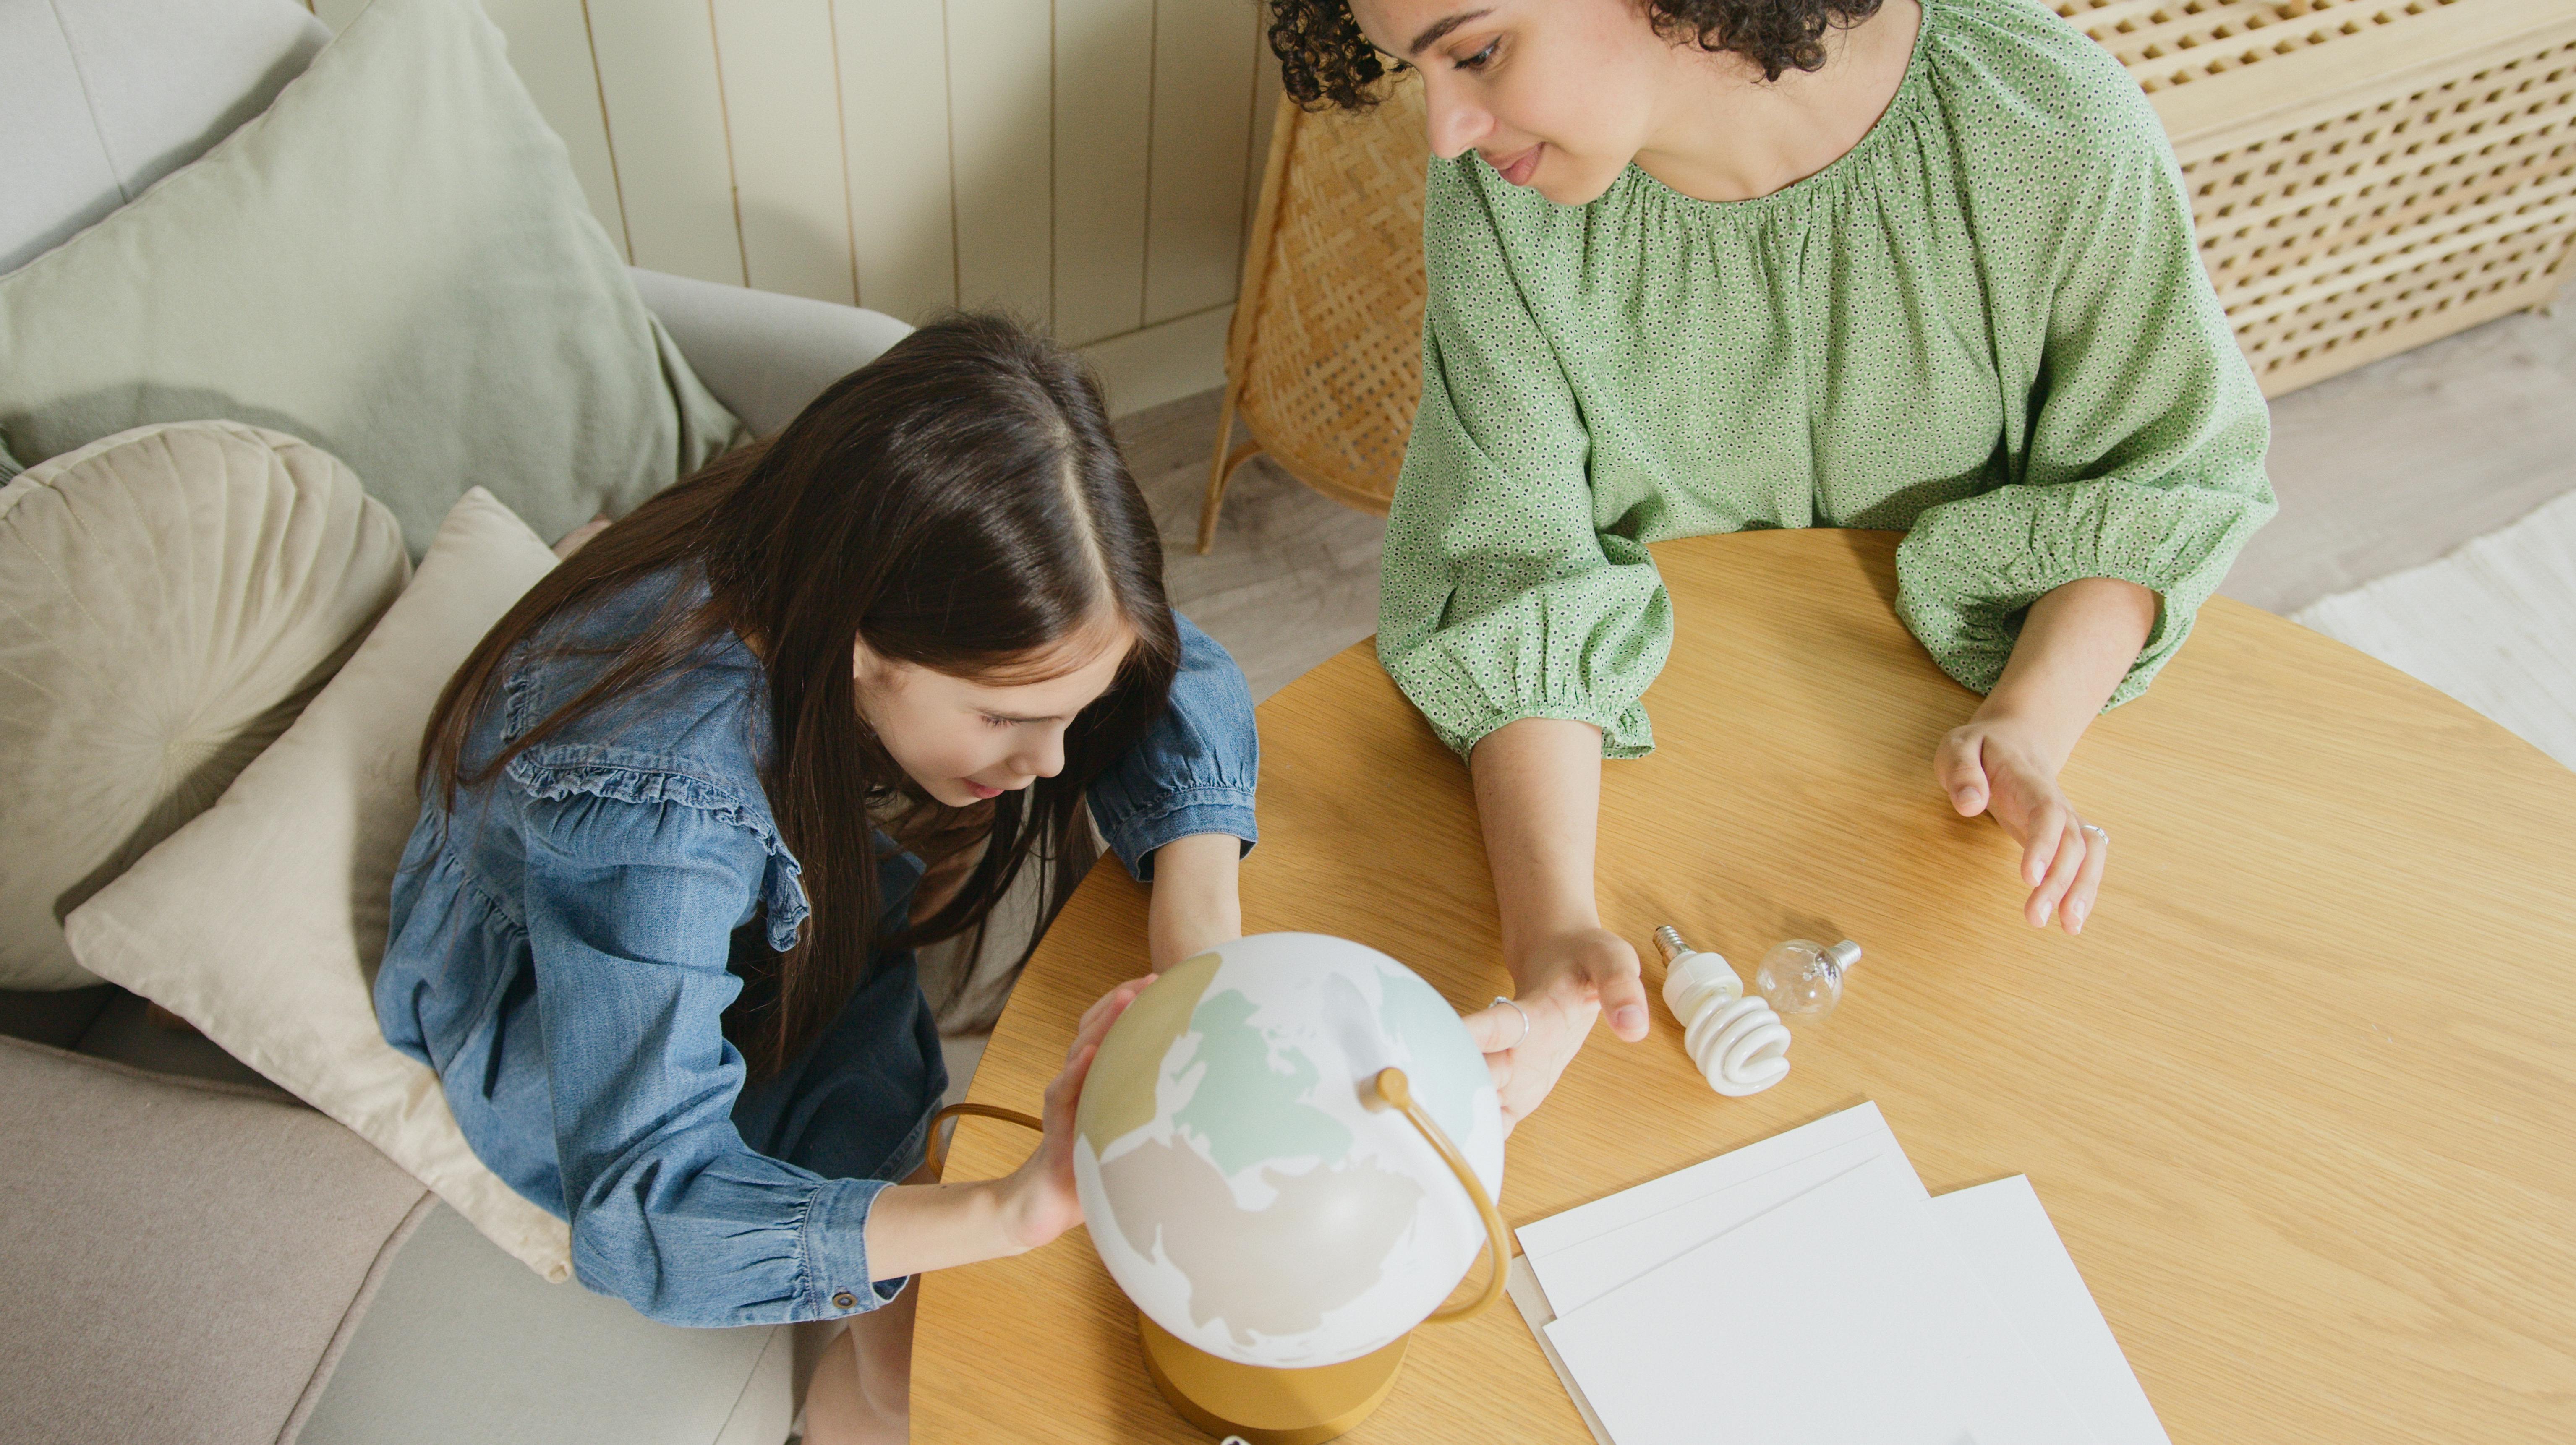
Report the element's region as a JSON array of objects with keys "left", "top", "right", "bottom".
[{"left": 1198, "top": 386, "right": 1261, "bottom": 554}]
